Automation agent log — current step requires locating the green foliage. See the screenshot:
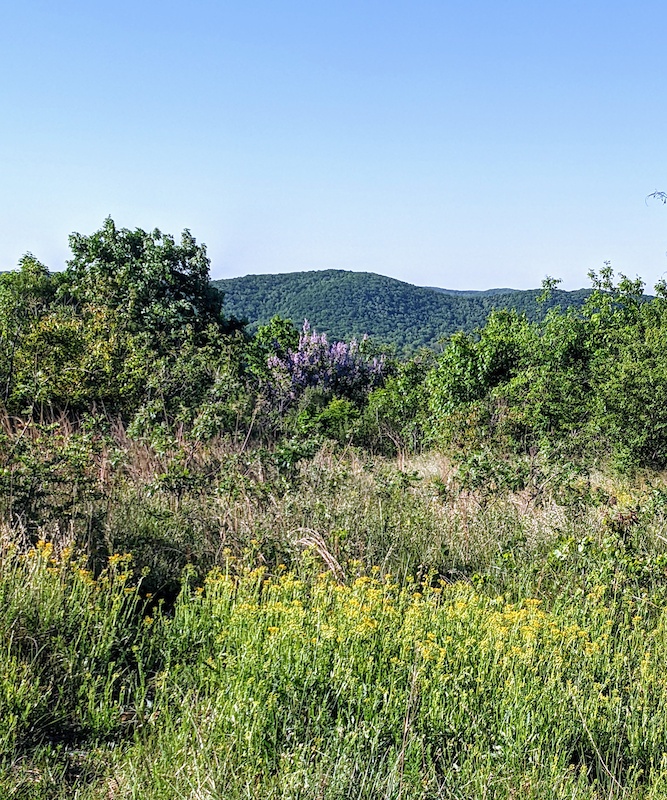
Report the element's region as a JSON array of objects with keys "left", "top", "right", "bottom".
[
  {"left": 363, "top": 354, "right": 432, "bottom": 454},
  {"left": 0, "top": 544, "right": 147, "bottom": 754},
  {"left": 589, "top": 310, "right": 667, "bottom": 470},
  {"left": 425, "top": 310, "right": 535, "bottom": 449},
  {"left": 65, "top": 217, "right": 230, "bottom": 348},
  {"left": 127, "top": 327, "right": 253, "bottom": 439},
  {"left": 254, "top": 315, "right": 300, "bottom": 358},
  {"left": 295, "top": 395, "right": 360, "bottom": 443},
  {"left": 422, "top": 269, "right": 667, "bottom": 471},
  {"left": 9, "top": 218, "right": 667, "bottom": 795},
  {"left": 0, "top": 220, "right": 252, "bottom": 424},
  {"left": 0, "top": 255, "right": 56, "bottom": 405},
  {"left": 0, "top": 420, "right": 106, "bottom": 547},
  {"left": 213, "top": 269, "right": 593, "bottom": 354},
  {"left": 427, "top": 310, "right": 531, "bottom": 416}
]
